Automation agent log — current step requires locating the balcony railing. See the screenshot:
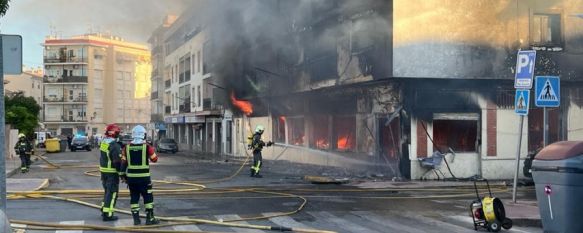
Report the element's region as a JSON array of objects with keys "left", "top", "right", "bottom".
[
  {"left": 43, "top": 76, "right": 88, "bottom": 83},
  {"left": 43, "top": 96, "right": 87, "bottom": 103},
  {"left": 44, "top": 115, "right": 87, "bottom": 122},
  {"left": 43, "top": 56, "right": 87, "bottom": 63}
]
